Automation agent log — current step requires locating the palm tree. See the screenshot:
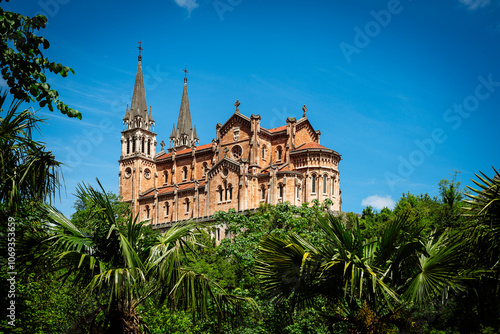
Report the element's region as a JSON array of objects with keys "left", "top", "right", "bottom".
[
  {"left": 27, "top": 180, "right": 255, "bottom": 333},
  {"left": 461, "top": 167, "right": 500, "bottom": 330},
  {"left": 256, "top": 211, "right": 469, "bottom": 333},
  {"left": 0, "top": 89, "right": 62, "bottom": 214},
  {"left": 463, "top": 167, "right": 500, "bottom": 262}
]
